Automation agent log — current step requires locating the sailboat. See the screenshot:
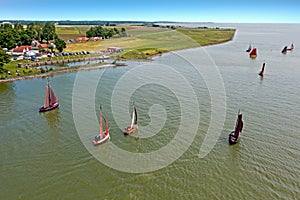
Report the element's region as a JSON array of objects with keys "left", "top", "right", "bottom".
[
  {"left": 281, "top": 46, "right": 288, "bottom": 54},
  {"left": 39, "top": 78, "right": 59, "bottom": 112},
  {"left": 249, "top": 48, "right": 257, "bottom": 58},
  {"left": 123, "top": 103, "right": 138, "bottom": 135},
  {"left": 229, "top": 110, "right": 243, "bottom": 145},
  {"left": 258, "top": 62, "right": 266, "bottom": 77},
  {"left": 93, "top": 105, "right": 110, "bottom": 145},
  {"left": 246, "top": 44, "right": 252, "bottom": 52},
  {"left": 287, "top": 43, "right": 294, "bottom": 51}
]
